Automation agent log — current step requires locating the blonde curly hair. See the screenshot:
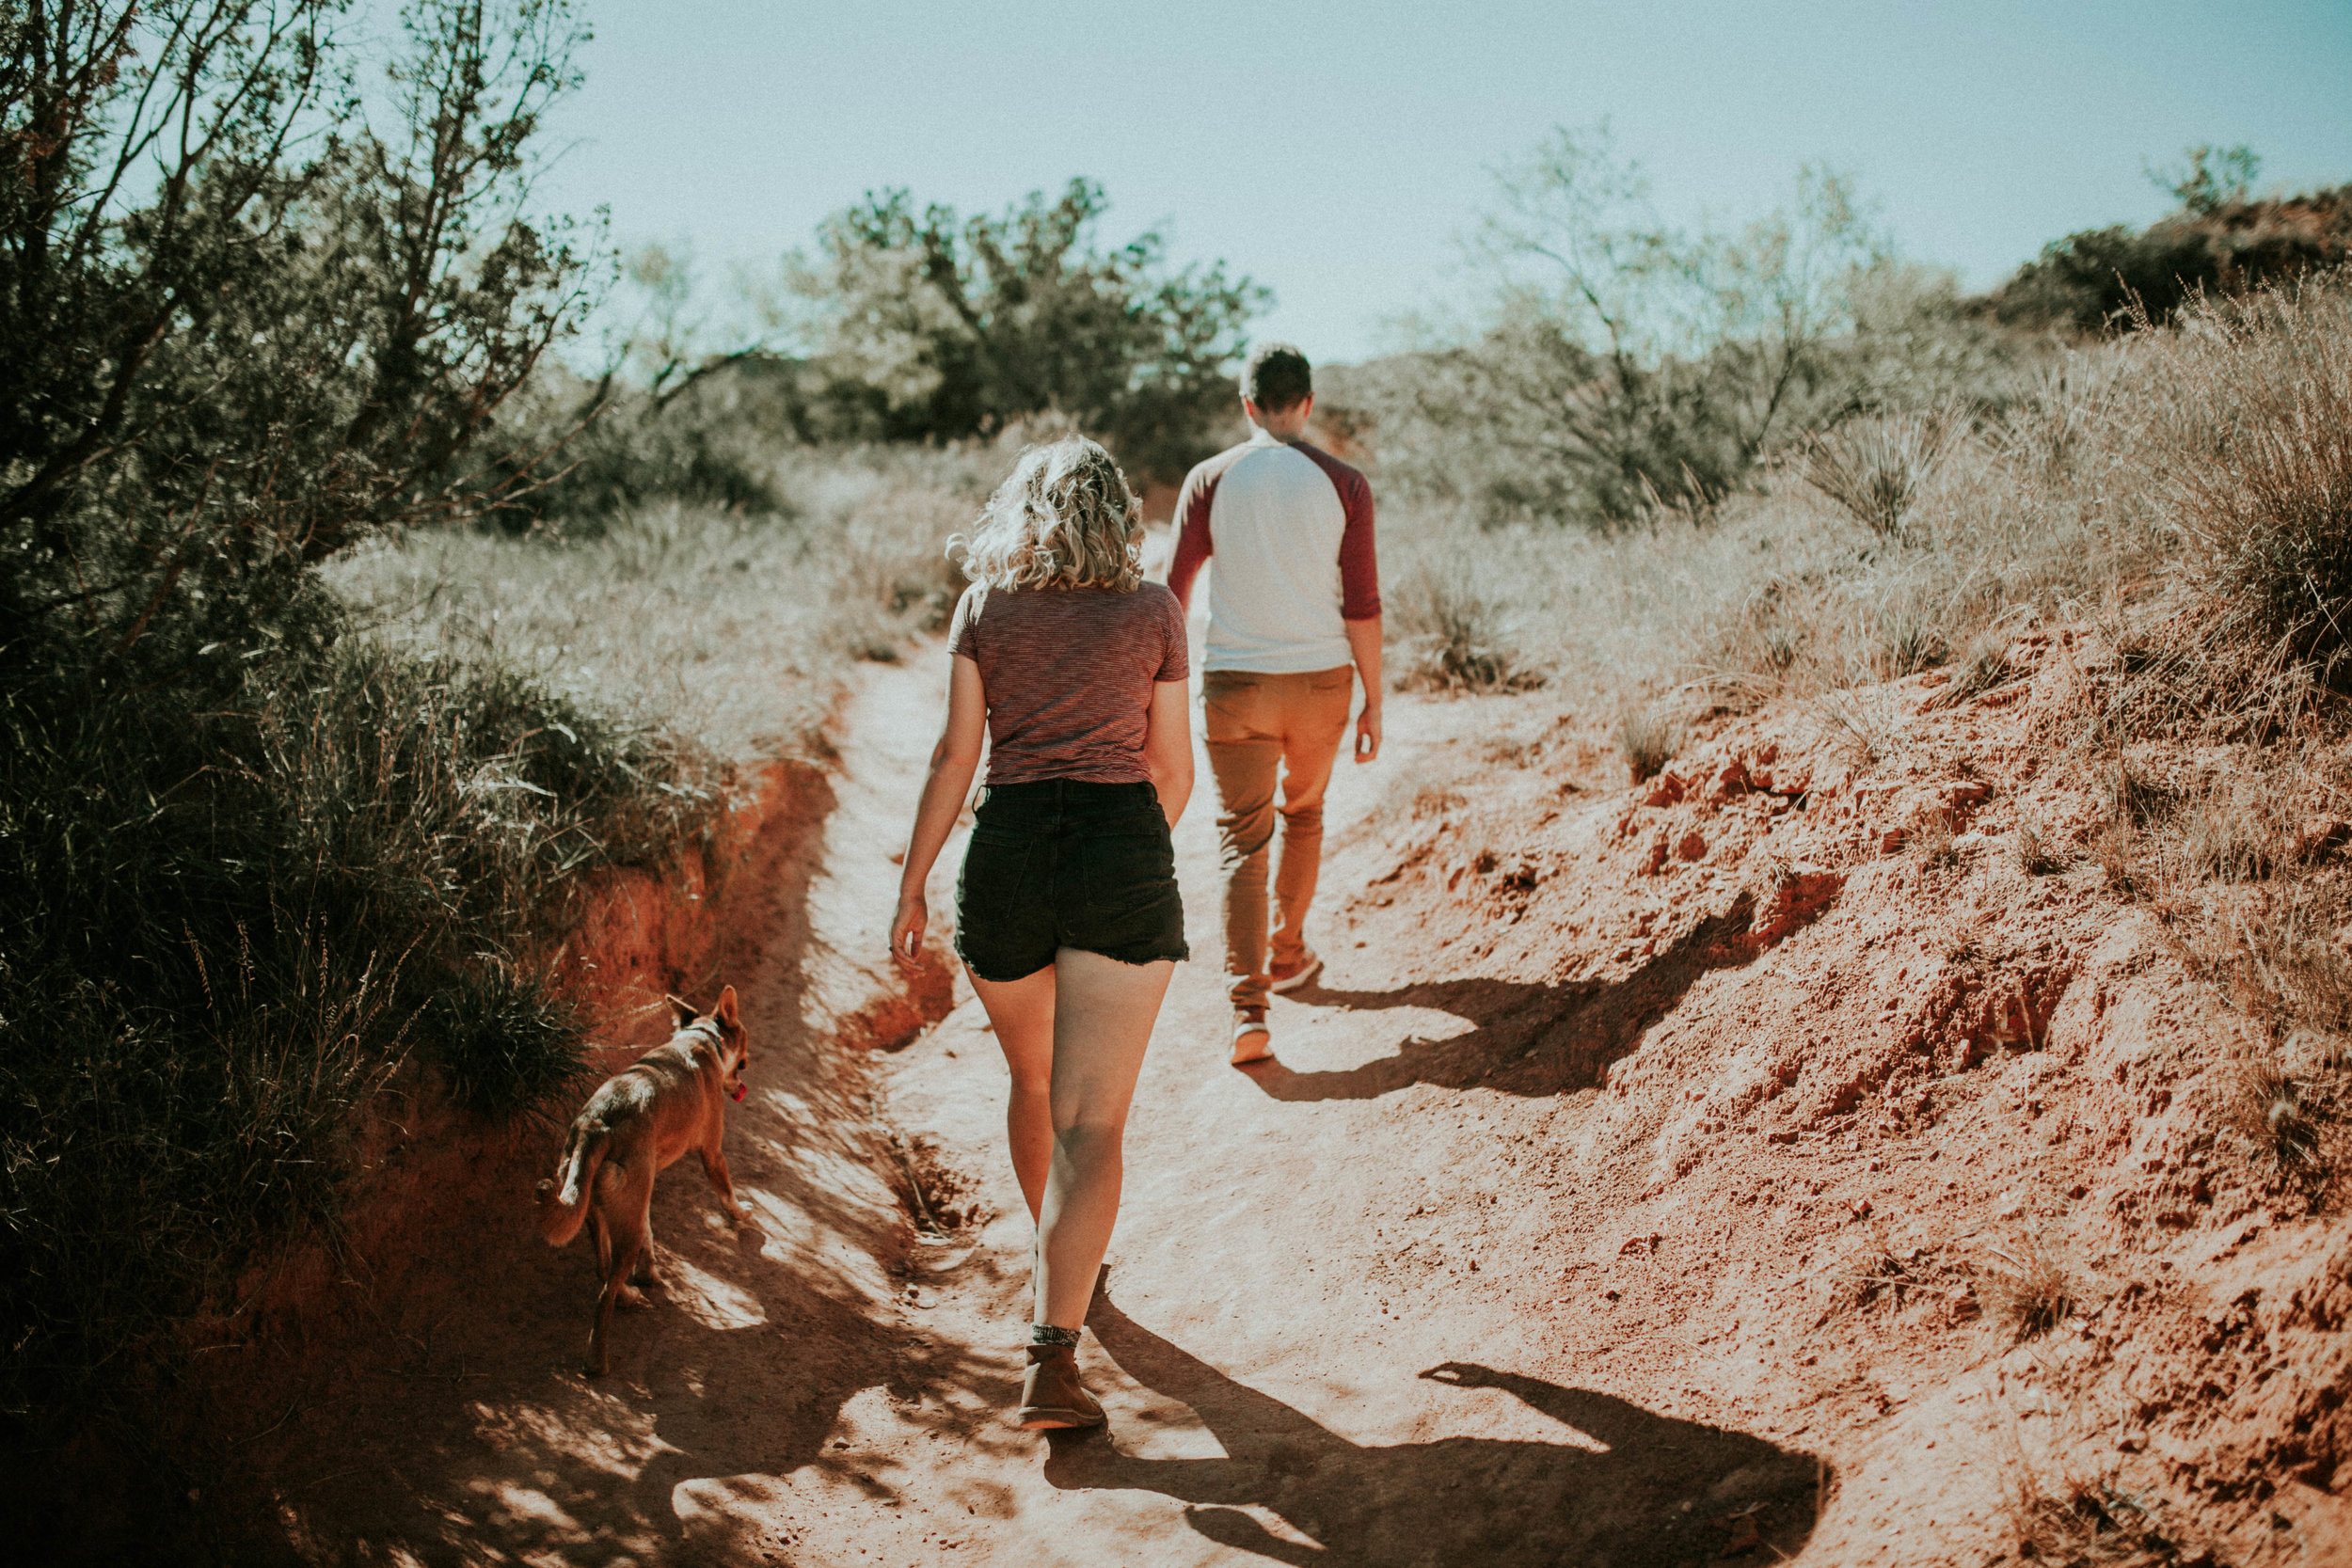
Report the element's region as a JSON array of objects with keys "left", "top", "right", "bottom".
[{"left": 948, "top": 436, "right": 1145, "bottom": 593}]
